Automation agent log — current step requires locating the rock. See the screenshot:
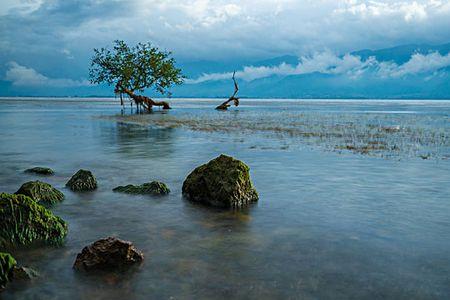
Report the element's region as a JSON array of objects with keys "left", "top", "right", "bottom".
[
  {"left": 0, "top": 193, "right": 68, "bottom": 248},
  {"left": 182, "top": 154, "right": 258, "bottom": 208},
  {"left": 66, "top": 169, "right": 97, "bottom": 191},
  {"left": 15, "top": 180, "right": 64, "bottom": 205},
  {"left": 25, "top": 167, "right": 54, "bottom": 175},
  {"left": 113, "top": 181, "right": 170, "bottom": 195},
  {"left": 12, "top": 266, "right": 39, "bottom": 281},
  {"left": 0, "top": 252, "right": 16, "bottom": 291},
  {"left": 73, "top": 237, "right": 144, "bottom": 272}
]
